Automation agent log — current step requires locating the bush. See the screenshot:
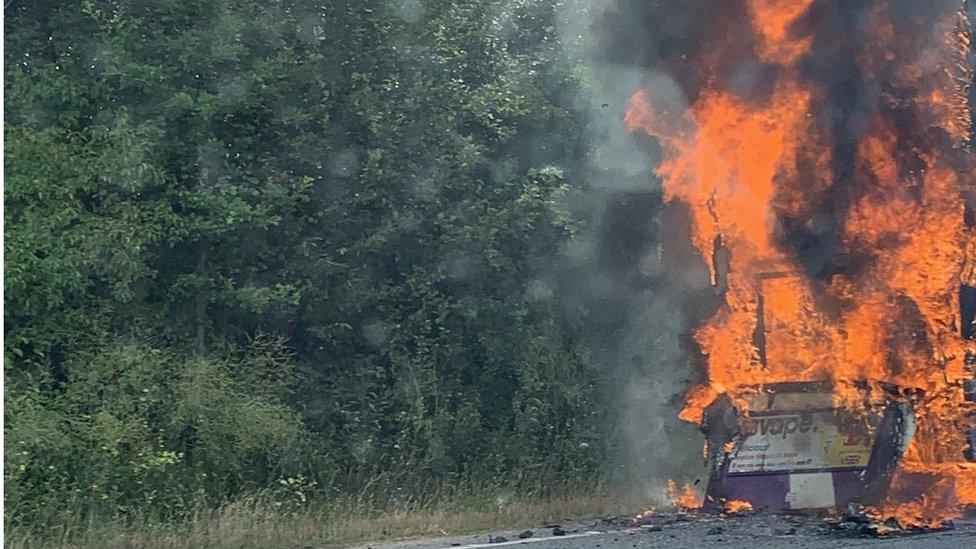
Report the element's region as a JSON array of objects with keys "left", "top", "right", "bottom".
[{"left": 4, "top": 339, "right": 310, "bottom": 528}]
